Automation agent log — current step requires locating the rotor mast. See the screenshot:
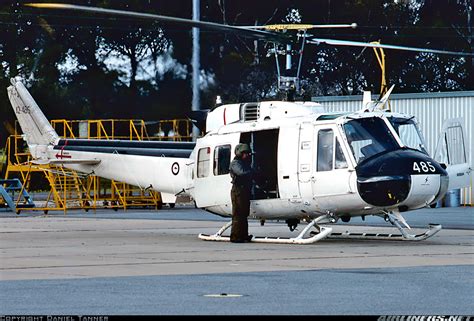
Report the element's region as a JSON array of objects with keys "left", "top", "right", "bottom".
[
  {"left": 265, "top": 25, "right": 312, "bottom": 100},
  {"left": 264, "top": 23, "right": 357, "bottom": 100}
]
